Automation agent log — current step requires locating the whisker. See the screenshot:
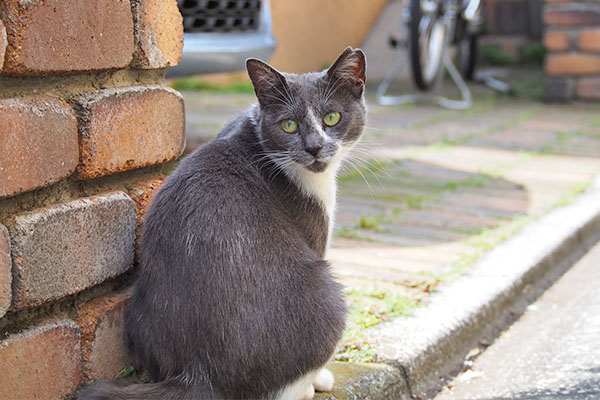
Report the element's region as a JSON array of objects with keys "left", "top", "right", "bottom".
[{"left": 342, "top": 161, "right": 376, "bottom": 200}]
